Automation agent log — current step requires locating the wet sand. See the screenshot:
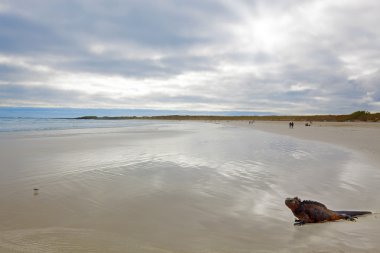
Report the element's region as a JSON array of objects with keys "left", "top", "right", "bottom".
[{"left": 0, "top": 121, "right": 379, "bottom": 252}]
